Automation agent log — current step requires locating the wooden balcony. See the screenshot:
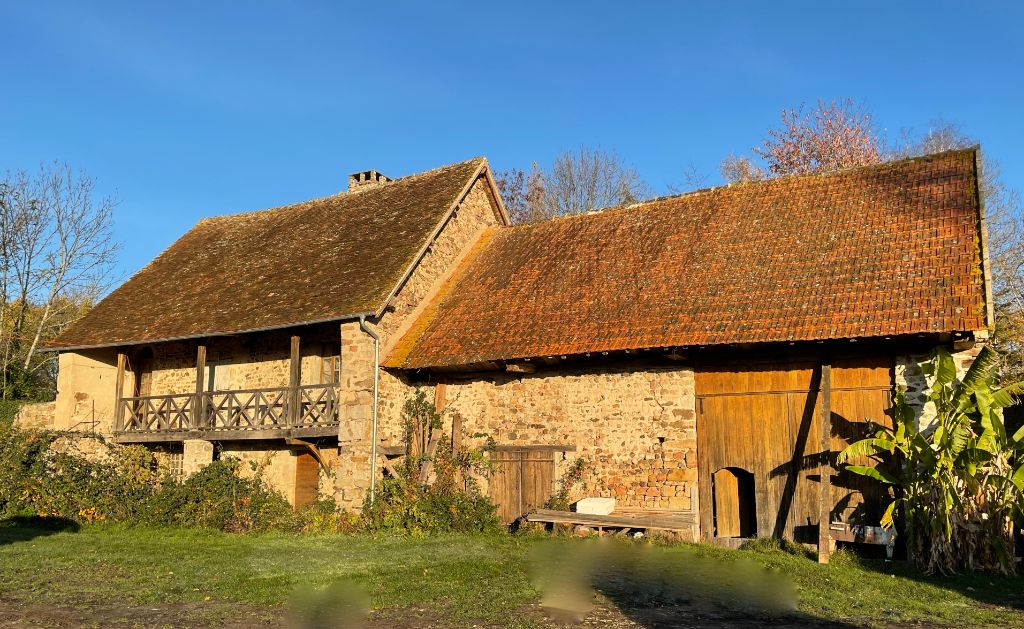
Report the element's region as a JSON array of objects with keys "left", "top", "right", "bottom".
[{"left": 114, "top": 383, "right": 340, "bottom": 442}]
